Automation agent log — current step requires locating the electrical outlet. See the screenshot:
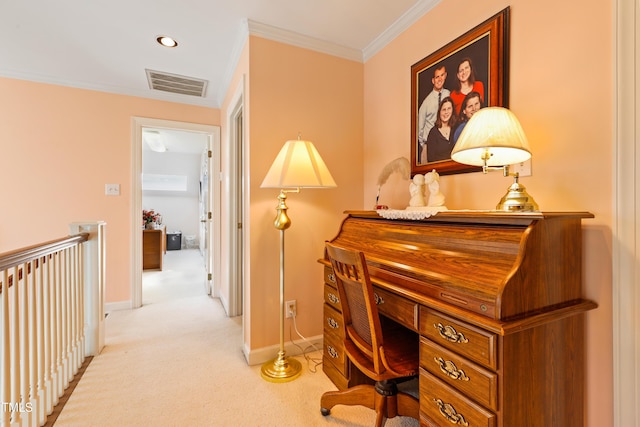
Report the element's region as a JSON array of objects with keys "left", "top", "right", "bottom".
[{"left": 285, "top": 300, "right": 296, "bottom": 318}]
